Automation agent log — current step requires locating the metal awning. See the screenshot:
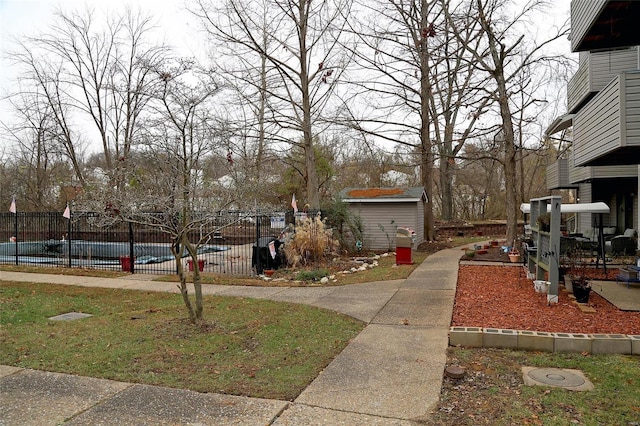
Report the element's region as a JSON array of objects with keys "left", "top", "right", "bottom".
[
  {"left": 519, "top": 202, "right": 610, "bottom": 214},
  {"left": 545, "top": 114, "right": 575, "bottom": 137}
]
